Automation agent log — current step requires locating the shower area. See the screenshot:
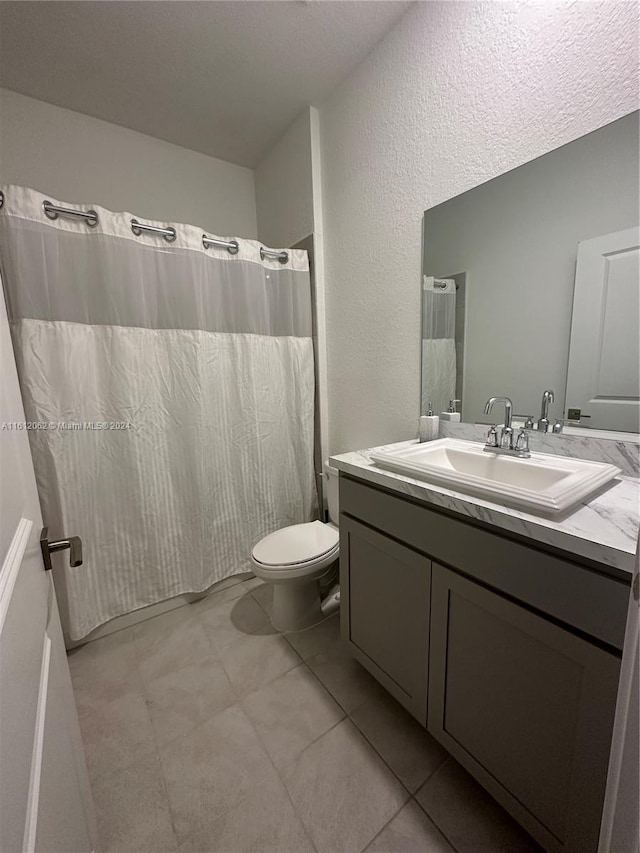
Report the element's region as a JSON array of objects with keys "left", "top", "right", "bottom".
[
  {"left": 421, "top": 275, "right": 458, "bottom": 417},
  {"left": 0, "top": 184, "right": 318, "bottom": 644}
]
